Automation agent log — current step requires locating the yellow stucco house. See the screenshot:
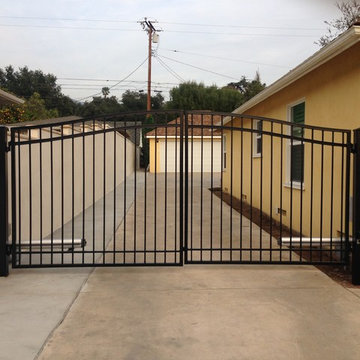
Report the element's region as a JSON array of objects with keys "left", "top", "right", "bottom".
[{"left": 221, "top": 23, "right": 360, "bottom": 240}]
